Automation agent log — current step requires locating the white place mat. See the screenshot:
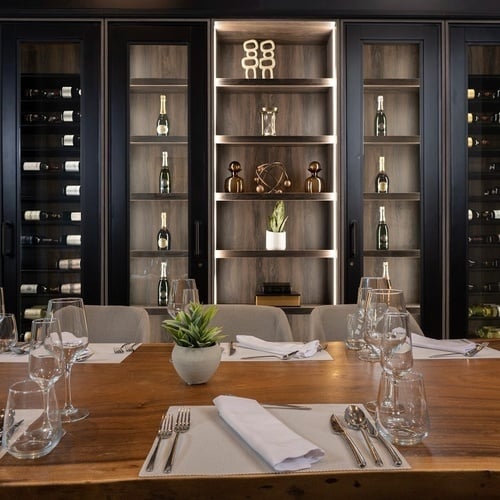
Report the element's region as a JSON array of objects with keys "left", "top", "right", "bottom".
[
  {"left": 220, "top": 343, "right": 332, "bottom": 361},
  {"left": 139, "top": 403, "right": 410, "bottom": 477},
  {"left": 413, "top": 344, "right": 500, "bottom": 360},
  {"left": 0, "top": 343, "right": 137, "bottom": 364}
]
